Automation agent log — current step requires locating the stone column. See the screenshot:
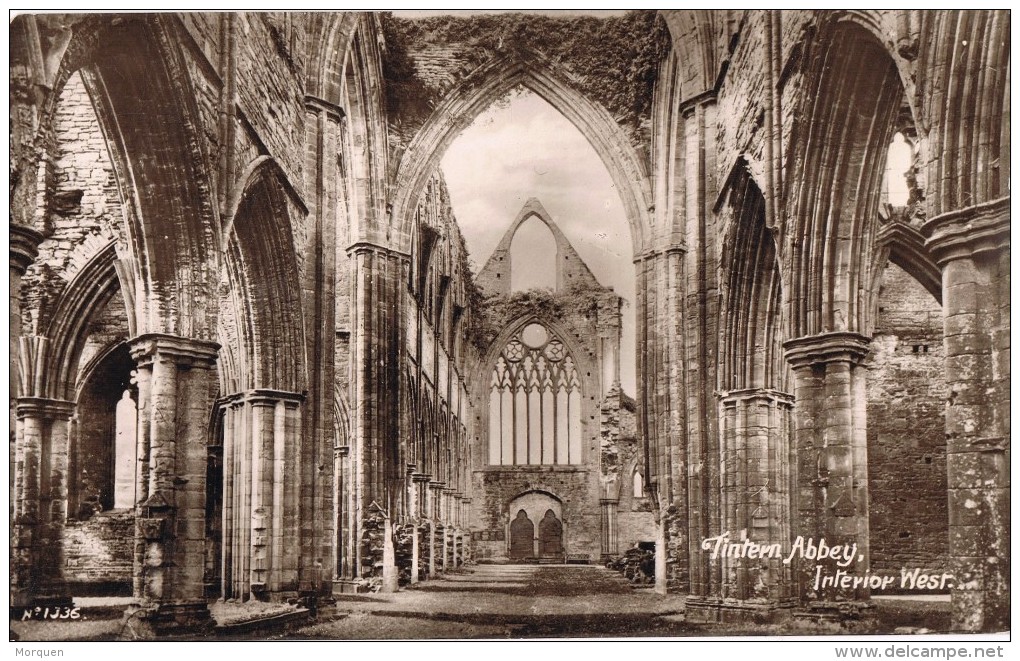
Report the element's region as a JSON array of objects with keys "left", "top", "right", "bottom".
[
  {"left": 922, "top": 197, "right": 1009, "bottom": 632},
  {"left": 381, "top": 515, "right": 398, "bottom": 593},
  {"left": 10, "top": 223, "right": 42, "bottom": 404},
  {"left": 334, "top": 445, "right": 351, "bottom": 584},
  {"left": 412, "top": 472, "right": 430, "bottom": 581},
  {"left": 444, "top": 486, "right": 456, "bottom": 569},
  {"left": 599, "top": 498, "right": 619, "bottom": 560},
  {"left": 688, "top": 389, "right": 794, "bottom": 621},
  {"left": 429, "top": 482, "right": 444, "bottom": 574},
  {"left": 303, "top": 97, "right": 341, "bottom": 595},
  {"left": 12, "top": 396, "right": 75, "bottom": 608},
  {"left": 784, "top": 332, "right": 871, "bottom": 609},
  {"left": 10, "top": 225, "right": 44, "bottom": 608},
  {"left": 410, "top": 523, "right": 420, "bottom": 585},
  {"left": 349, "top": 242, "right": 408, "bottom": 581},
  {"left": 220, "top": 390, "right": 303, "bottom": 601},
  {"left": 461, "top": 497, "right": 471, "bottom": 565},
  {"left": 654, "top": 515, "right": 668, "bottom": 595},
  {"left": 122, "top": 334, "right": 218, "bottom": 638},
  {"left": 258, "top": 390, "right": 303, "bottom": 597},
  {"left": 248, "top": 394, "right": 275, "bottom": 597}
]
